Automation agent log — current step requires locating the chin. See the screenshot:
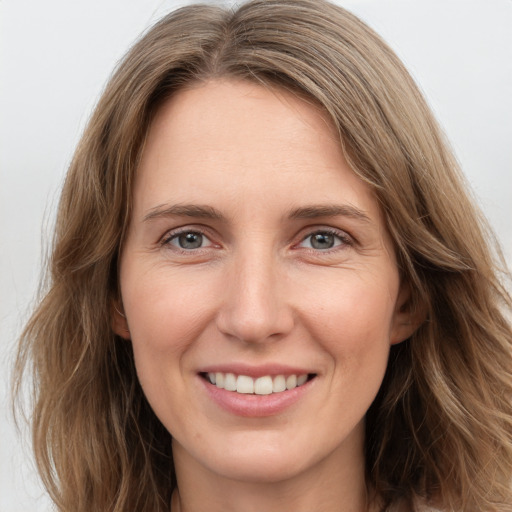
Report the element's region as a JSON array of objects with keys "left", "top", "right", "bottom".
[
  {"left": 183, "top": 428, "right": 345, "bottom": 485},
  {"left": 206, "top": 451, "right": 310, "bottom": 484}
]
